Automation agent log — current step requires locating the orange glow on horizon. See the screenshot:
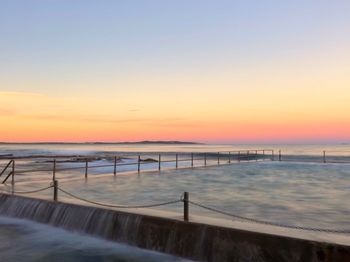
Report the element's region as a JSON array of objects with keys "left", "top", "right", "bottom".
[{"left": 1, "top": 66, "right": 350, "bottom": 144}]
